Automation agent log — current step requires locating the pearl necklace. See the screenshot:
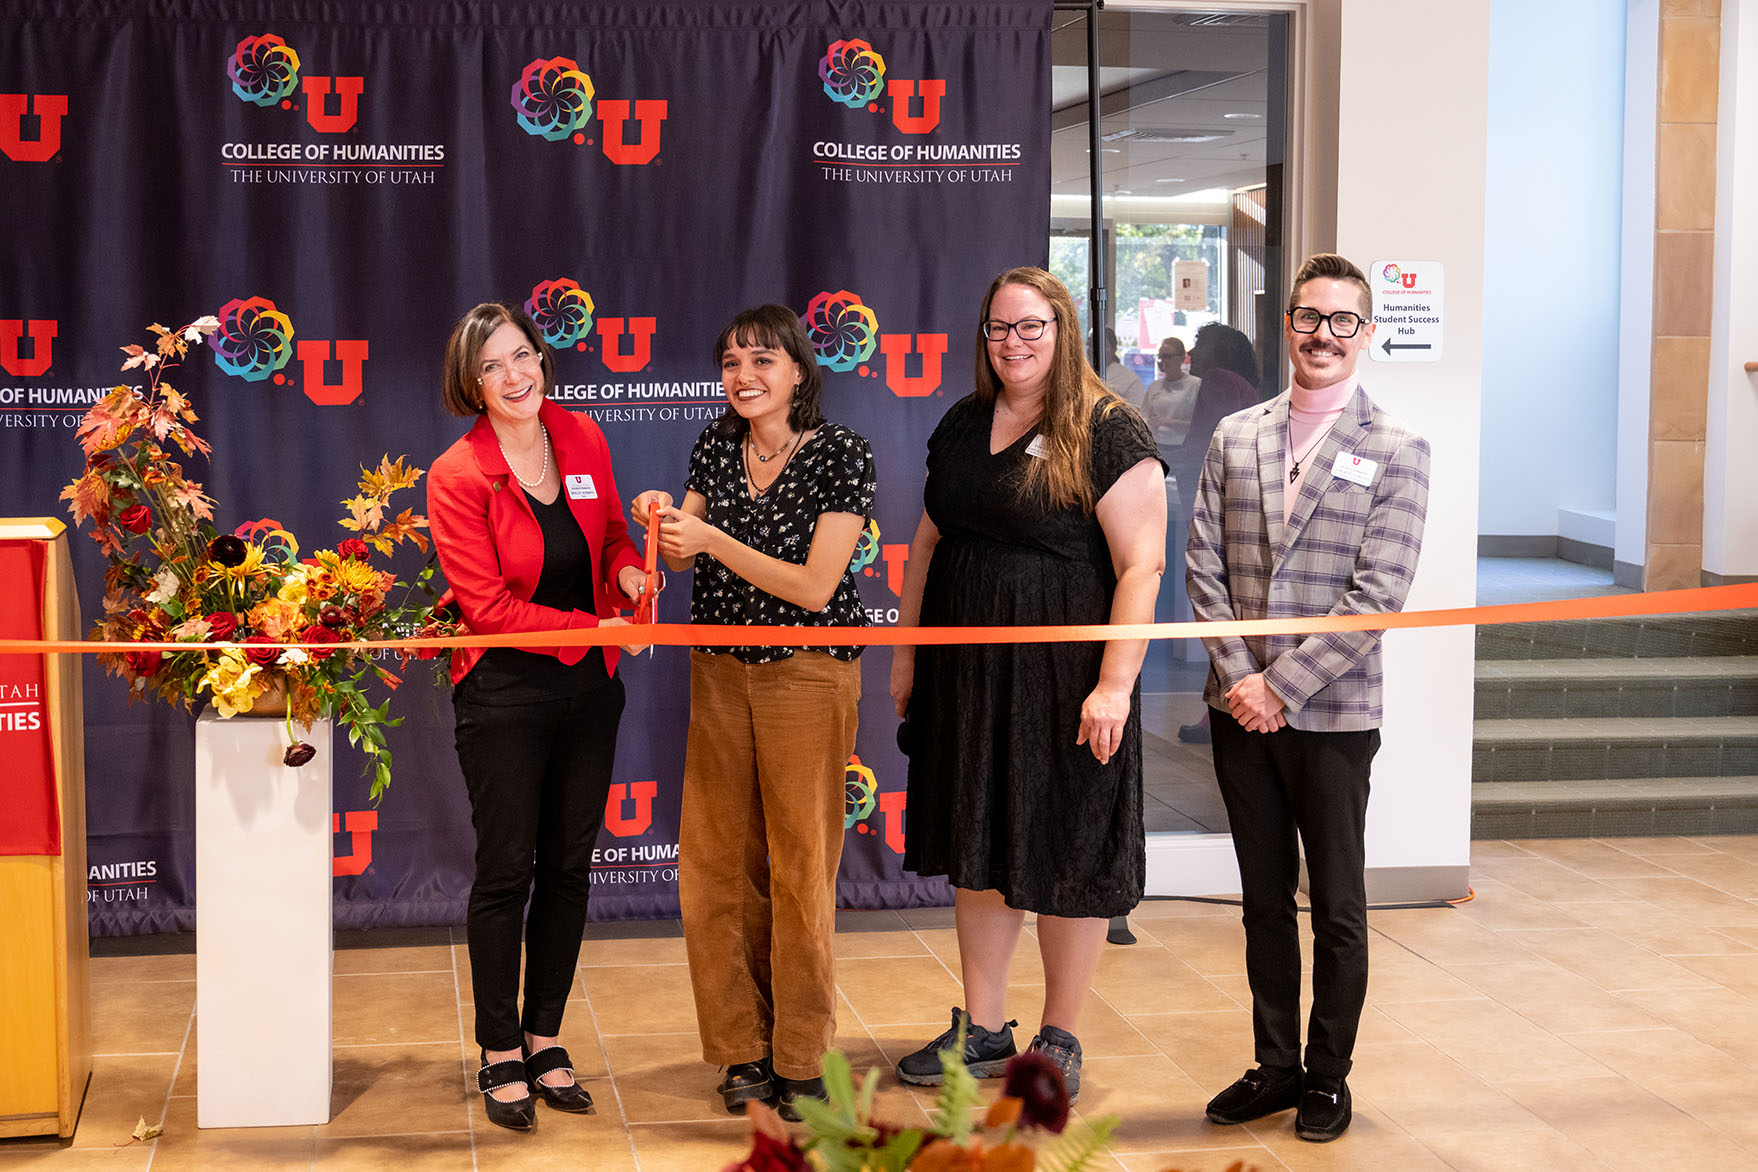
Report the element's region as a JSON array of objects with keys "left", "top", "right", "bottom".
[{"left": 498, "top": 424, "right": 550, "bottom": 489}]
